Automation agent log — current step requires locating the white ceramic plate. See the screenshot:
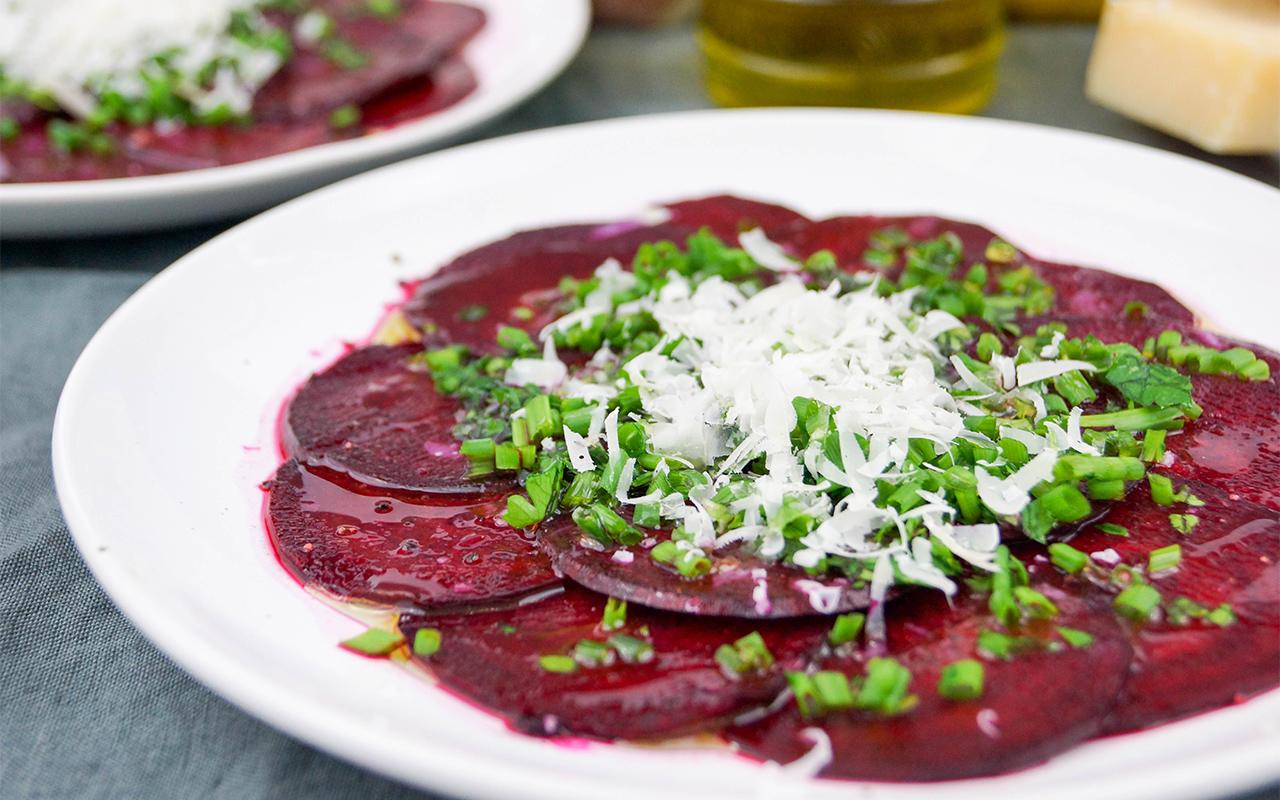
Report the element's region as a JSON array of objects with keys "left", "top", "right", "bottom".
[
  {"left": 53, "top": 109, "right": 1280, "bottom": 800},
  {"left": 0, "top": 0, "right": 589, "bottom": 237}
]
